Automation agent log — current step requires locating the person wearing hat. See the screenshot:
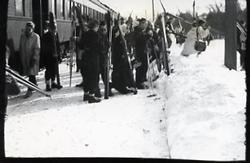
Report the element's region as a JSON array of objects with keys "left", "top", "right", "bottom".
[
  {"left": 95, "top": 21, "right": 112, "bottom": 97},
  {"left": 39, "top": 20, "right": 50, "bottom": 70},
  {"left": 76, "top": 21, "right": 89, "bottom": 88},
  {"left": 120, "top": 17, "right": 128, "bottom": 36},
  {"left": 19, "top": 21, "right": 41, "bottom": 98},
  {"left": 43, "top": 20, "right": 63, "bottom": 91},
  {"left": 44, "top": 20, "right": 50, "bottom": 34},
  {"left": 181, "top": 19, "right": 207, "bottom": 56},
  {"left": 134, "top": 17, "right": 149, "bottom": 89},
  {"left": 80, "top": 19, "right": 102, "bottom": 103}
]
